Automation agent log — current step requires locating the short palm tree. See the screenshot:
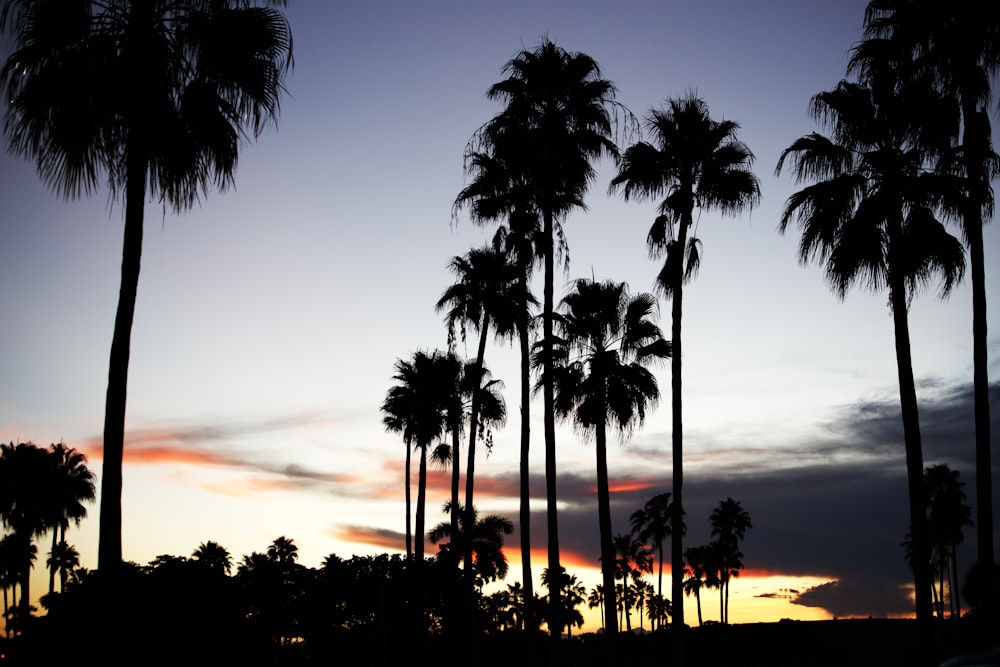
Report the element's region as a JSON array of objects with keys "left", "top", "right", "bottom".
[
  {"left": 46, "top": 540, "right": 80, "bottom": 594},
  {"left": 539, "top": 278, "right": 669, "bottom": 637},
  {"left": 44, "top": 442, "right": 95, "bottom": 595},
  {"left": 610, "top": 94, "right": 760, "bottom": 639},
  {"left": 382, "top": 350, "right": 454, "bottom": 561},
  {"left": 429, "top": 503, "right": 514, "bottom": 588},
  {"left": 630, "top": 490, "right": 675, "bottom": 625},
  {"left": 436, "top": 245, "right": 523, "bottom": 579},
  {"left": 192, "top": 540, "right": 233, "bottom": 576},
  {"left": 0, "top": 1, "right": 293, "bottom": 585},
  {"left": 775, "top": 53, "right": 966, "bottom": 627},
  {"left": 683, "top": 544, "right": 713, "bottom": 627},
  {"left": 709, "top": 497, "right": 752, "bottom": 624},
  {"left": 612, "top": 532, "right": 653, "bottom": 632},
  {"left": 481, "top": 40, "right": 622, "bottom": 638},
  {"left": 923, "top": 464, "right": 973, "bottom": 619}
]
